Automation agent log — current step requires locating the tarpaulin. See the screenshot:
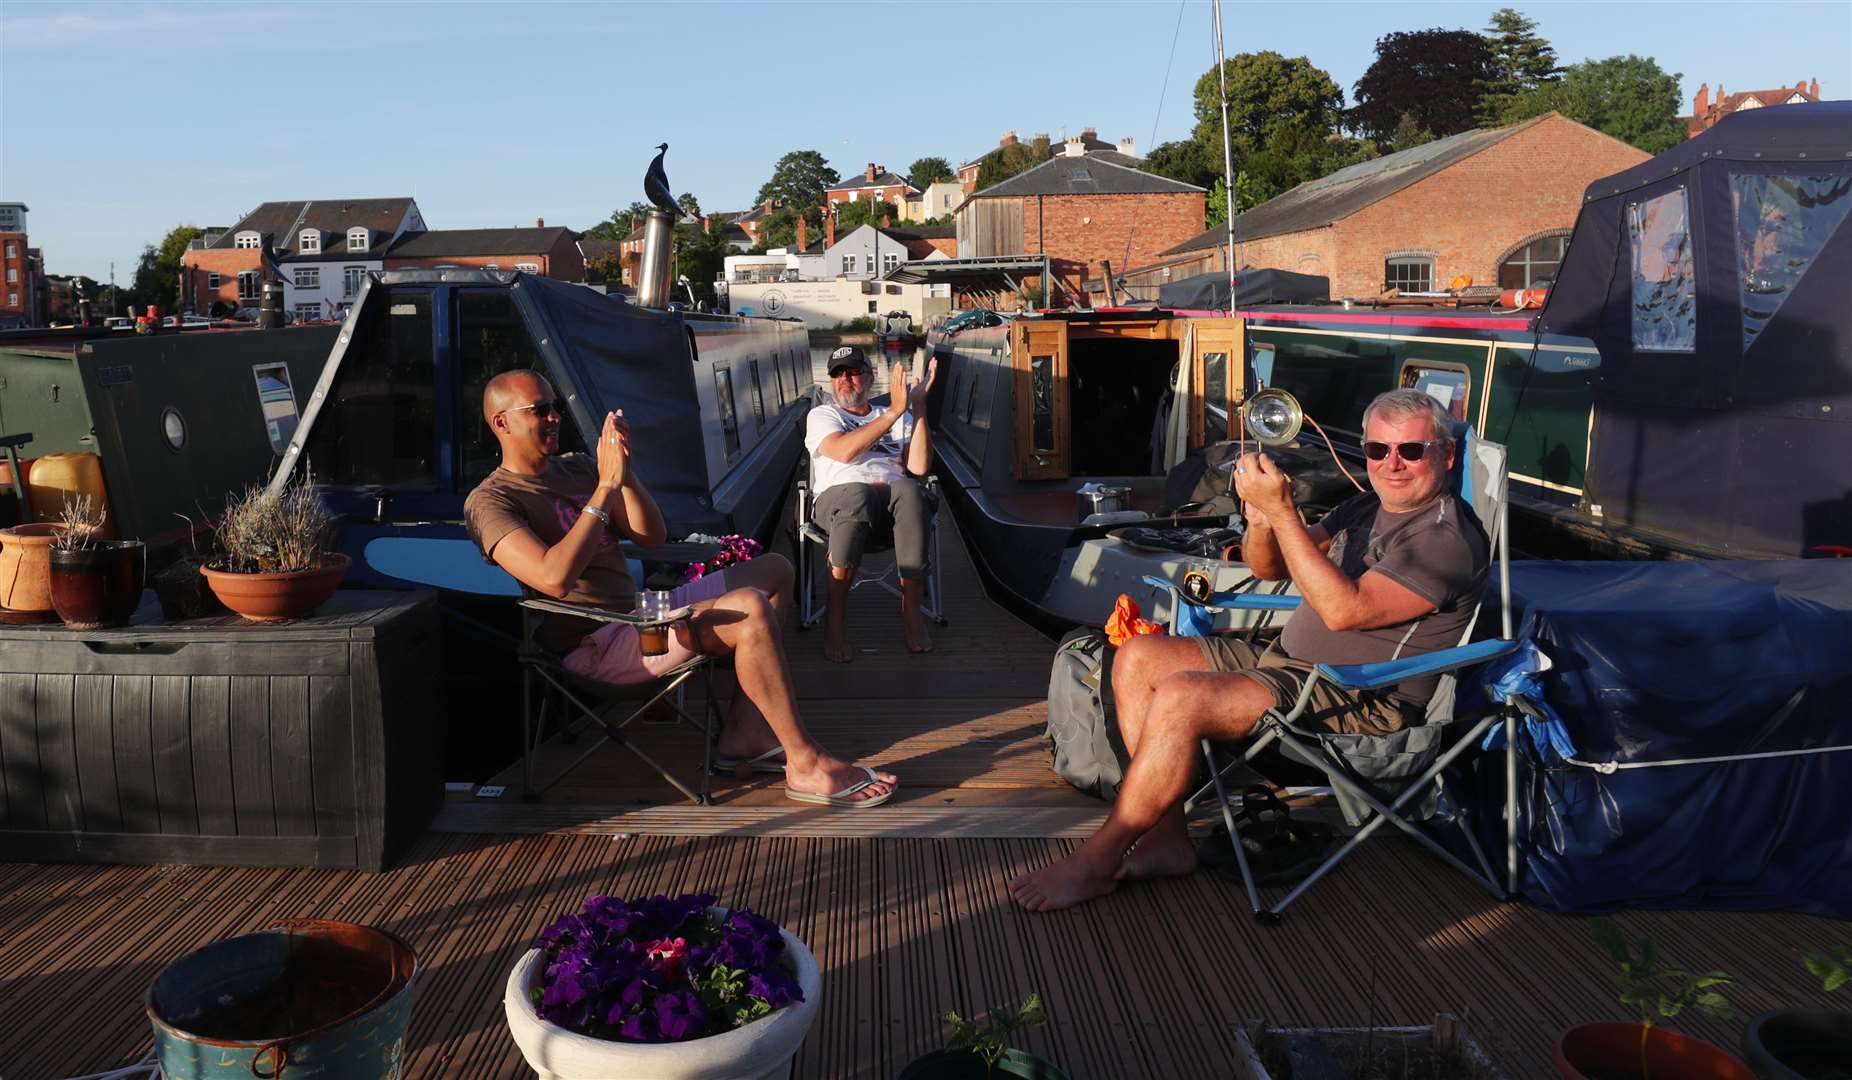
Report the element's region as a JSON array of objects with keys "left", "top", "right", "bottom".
[
  {"left": 1157, "top": 268, "right": 1330, "bottom": 310},
  {"left": 1462, "top": 559, "right": 1852, "bottom": 916}
]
